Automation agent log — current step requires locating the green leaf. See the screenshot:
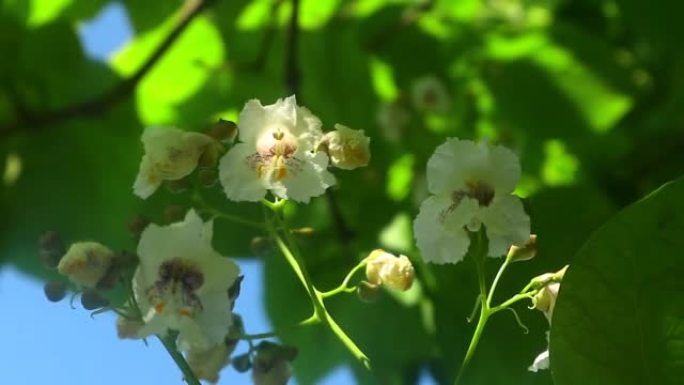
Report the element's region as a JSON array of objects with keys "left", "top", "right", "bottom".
[
  {"left": 551, "top": 177, "right": 684, "bottom": 385},
  {"left": 112, "top": 16, "right": 225, "bottom": 125}
]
